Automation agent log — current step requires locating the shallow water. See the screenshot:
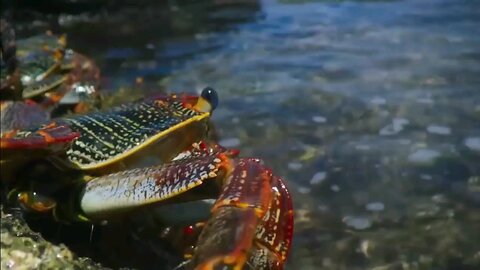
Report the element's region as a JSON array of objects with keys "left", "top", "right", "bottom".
[{"left": 7, "top": 0, "right": 480, "bottom": 269}]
